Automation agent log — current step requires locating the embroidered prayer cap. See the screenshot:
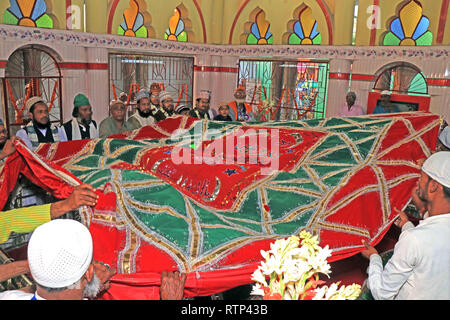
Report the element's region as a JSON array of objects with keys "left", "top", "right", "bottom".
[
  {"left": 150, "top": 83, "right": 162, "bottom": 94},
  {"left": 136, "top": 90, "right": 150, "bottom": 103},
  {"left": 175, "top": 104, "right": 190, "bottom": 114},
  {"left": 422, "top": 151, "right": 450, "bottom": 188},
  {"left": 197, "top": 90, "right": 211, "bottom": 101},
  {"left": 380, "top": 90, "right": 391, "bottom": 96},
  {"left": 26, "top": 96, "right": 46, "bottom": 112},
  {"left": 27, "top": 219, "right": 93, "bottom": 289},
  {"left": 159, "top": 91, "right": 173, "bottom": 102},
  {"left": 439, "top": 126, "right": 450, "bottom": 149}
]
